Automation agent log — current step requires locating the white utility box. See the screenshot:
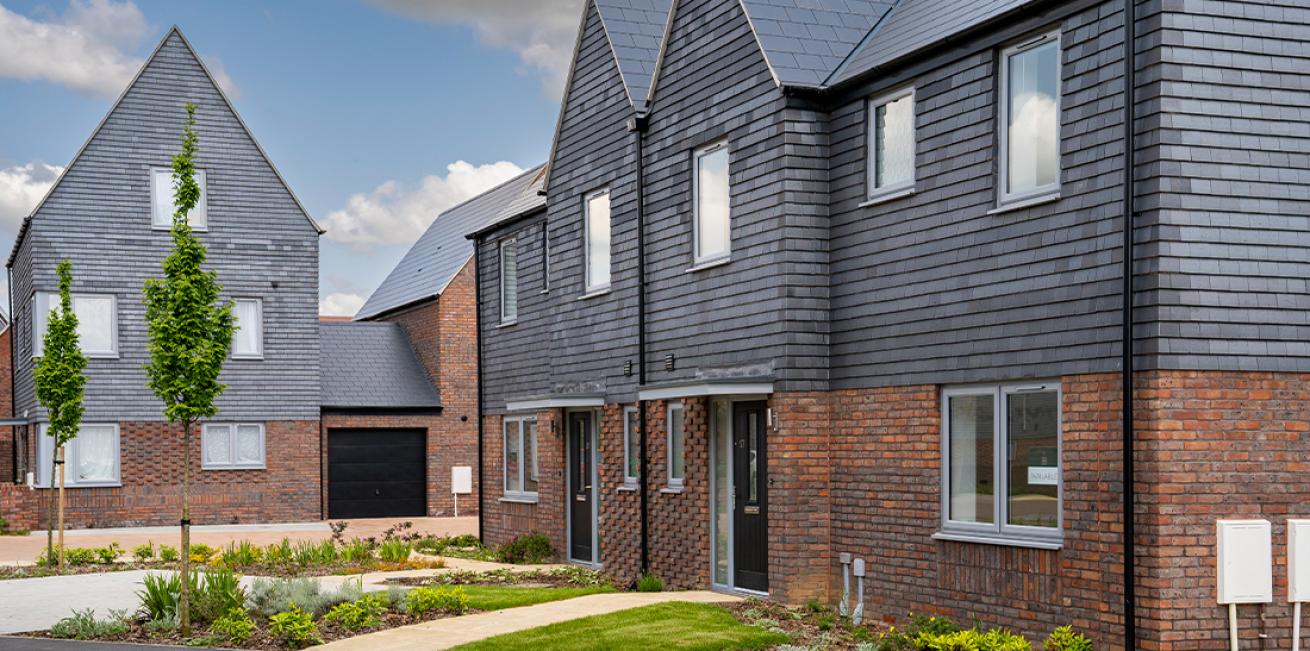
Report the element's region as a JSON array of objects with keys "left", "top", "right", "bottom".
[
  {"left": 1290, "top": 520, "right": 1310, "bottom": 602},
  {"left": 1216, "top": 519, "right": 1273, "bottom": 604},
  {"left": 451, "top": 466, "right": 473, "bottom": 495}
]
